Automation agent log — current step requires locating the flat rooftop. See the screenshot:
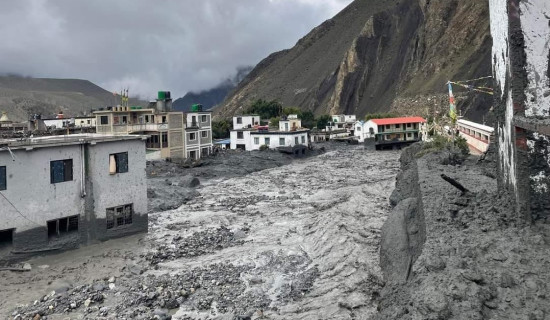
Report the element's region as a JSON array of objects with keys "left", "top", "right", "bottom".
[{"left": 0, "top": 134, "right": 147, "bottom": 150}]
